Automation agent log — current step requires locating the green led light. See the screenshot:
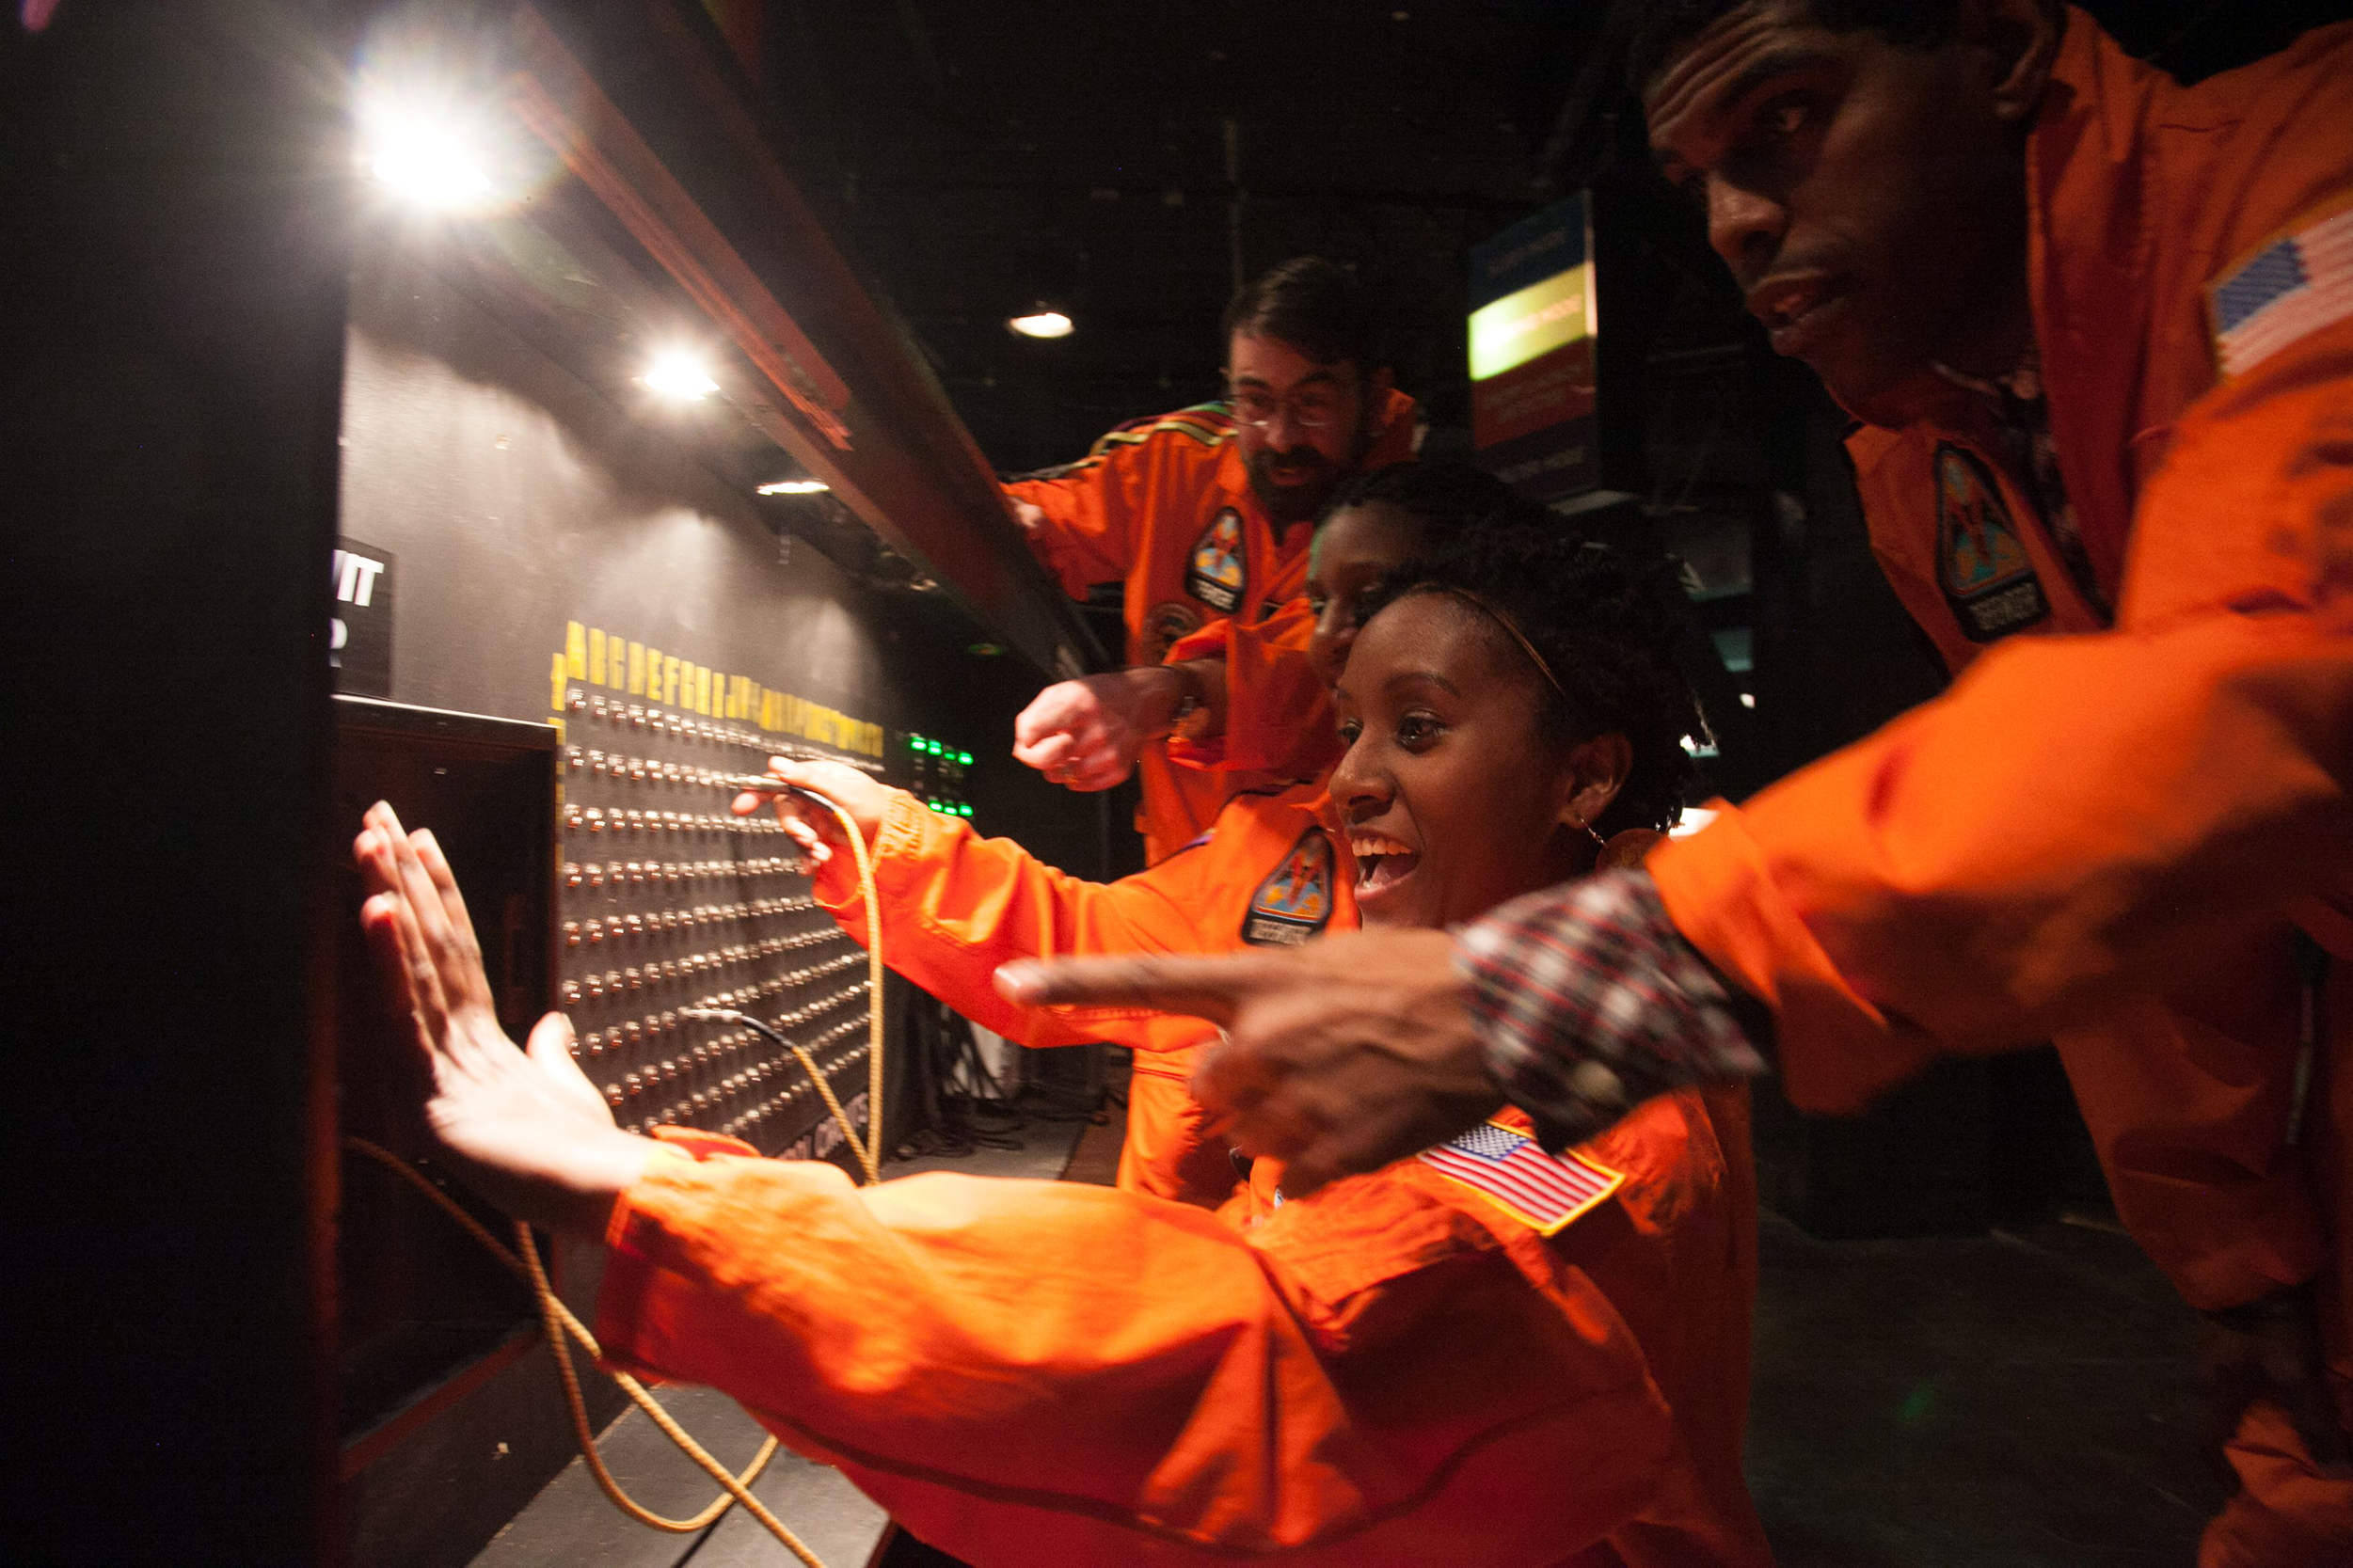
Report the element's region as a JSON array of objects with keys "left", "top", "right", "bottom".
[
  {"left": 958, "top": 802, "right": 972, "bottom": 816},
  {"left": 958, "top": 752, "right": 973, "bottom": 766}
]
